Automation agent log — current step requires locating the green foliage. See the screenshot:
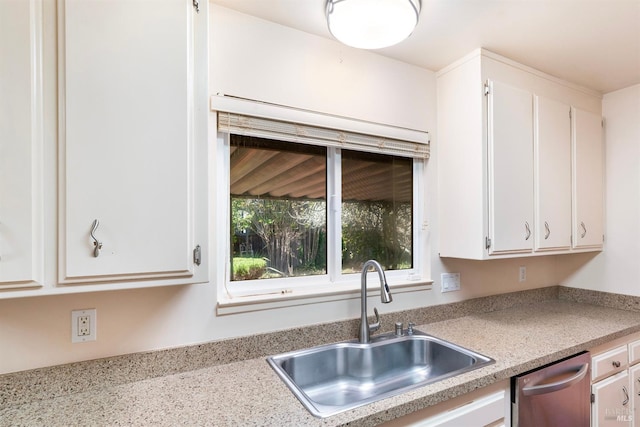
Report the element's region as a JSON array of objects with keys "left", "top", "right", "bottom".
[
  {"left": 231, "top": 197, "right": 327, "bottom": 277},
  {"left": 232, "top": 257, "right": 267, "bottom": 281},
  {"left": 230, "top": 197, "right": 411, "bottom": 280},
  {"left": 341, "top": 200, "right": 412, "bottom": 272}
]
